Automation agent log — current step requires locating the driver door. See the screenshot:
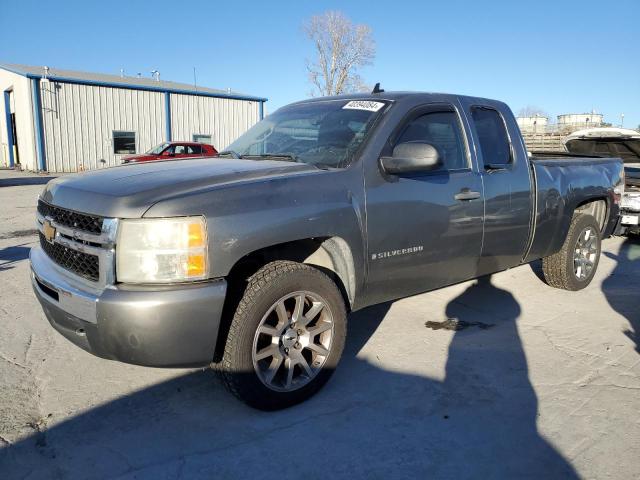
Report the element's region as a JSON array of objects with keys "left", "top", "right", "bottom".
[
  {"left": 160, "top": 145, "right": 175, "bottom": 159},
  {"left": 364, "top": 103, "right": 485, "bottom": 304}
]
